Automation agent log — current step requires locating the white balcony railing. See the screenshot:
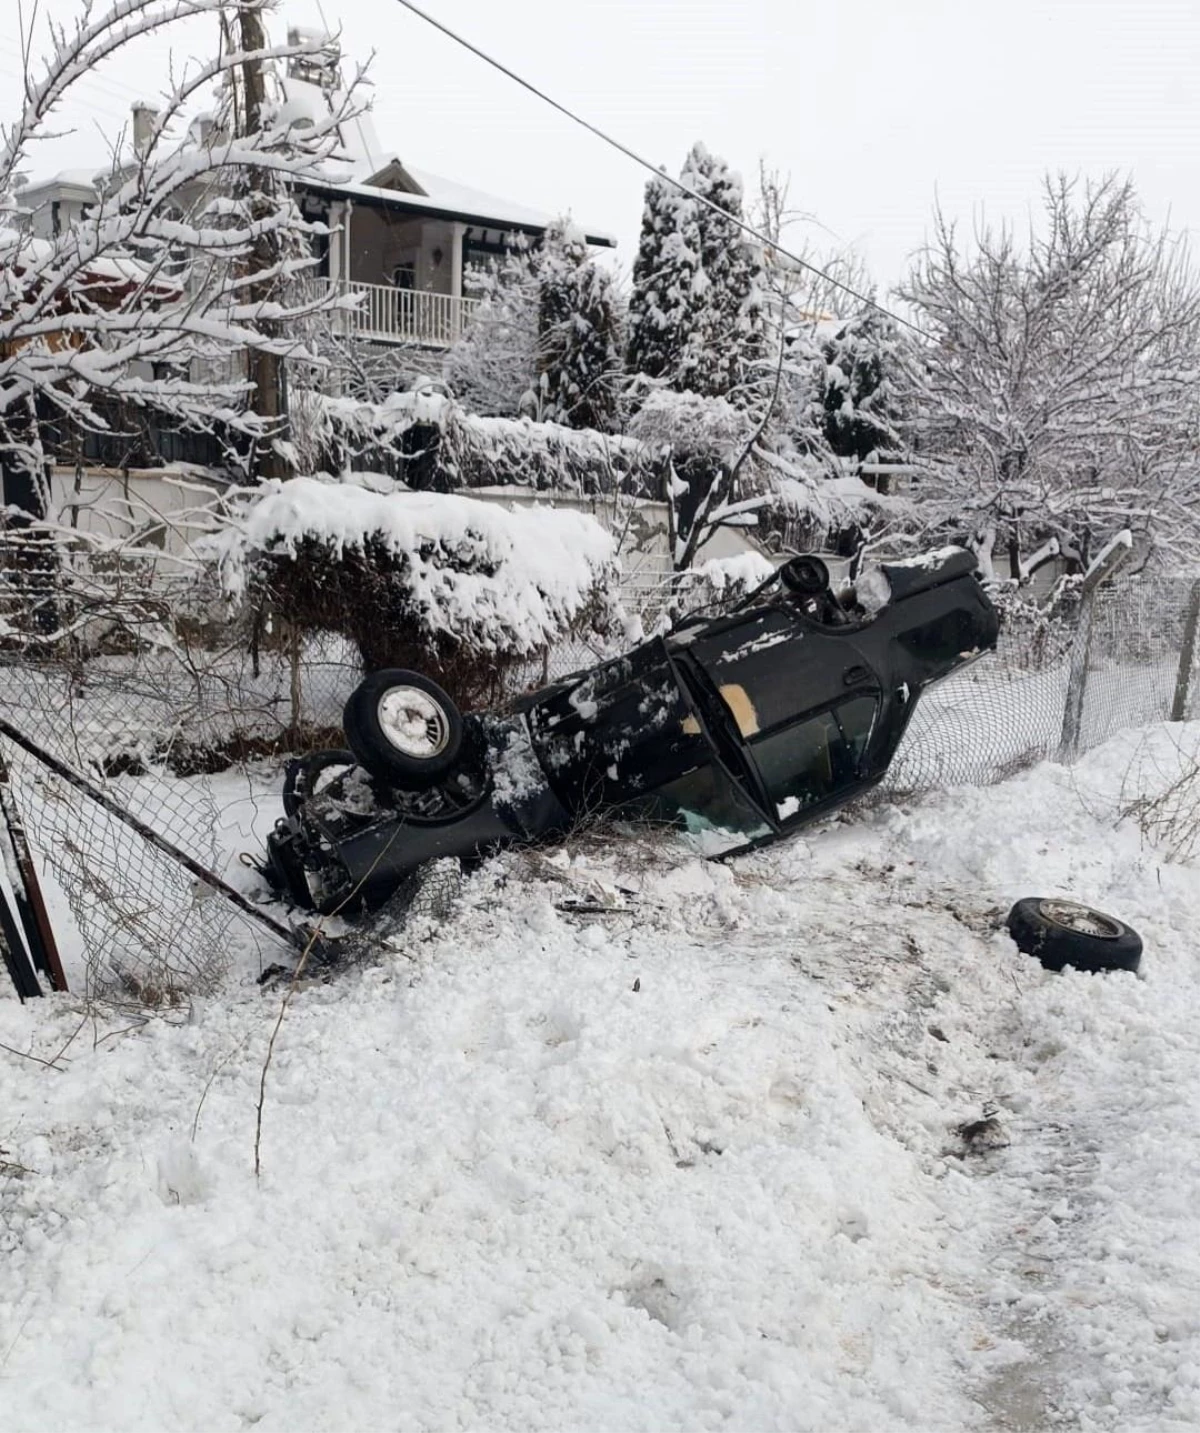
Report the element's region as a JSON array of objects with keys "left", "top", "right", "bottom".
[{"left": 317, "top": 278, "right": 479, "bottom": 348}]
